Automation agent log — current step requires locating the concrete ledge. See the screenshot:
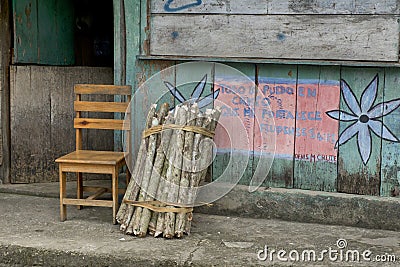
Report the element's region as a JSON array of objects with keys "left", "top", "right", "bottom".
[
  {"left": 195, "top": 185, "right": 400, "bottom": 231},
  {"left": 2, "top": 181, "right": 400, "bottom": 231}
]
